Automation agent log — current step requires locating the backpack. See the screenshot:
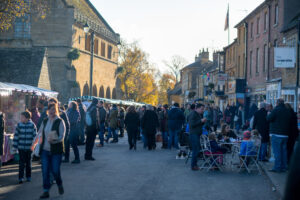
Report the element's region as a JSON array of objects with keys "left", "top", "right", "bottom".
[{"left": 85, "top": 110, "right": 93, "bottom": 126}]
